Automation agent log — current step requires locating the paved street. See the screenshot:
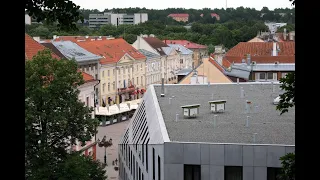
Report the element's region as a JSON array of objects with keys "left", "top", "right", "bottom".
[{"left": 96, "top": 120, "right": 130, "bottom": 180}]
